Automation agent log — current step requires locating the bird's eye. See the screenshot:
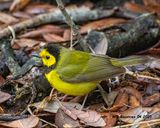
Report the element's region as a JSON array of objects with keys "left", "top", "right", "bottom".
[{"left": 45, "top": 55, "right": 50, "bottom": 60}]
